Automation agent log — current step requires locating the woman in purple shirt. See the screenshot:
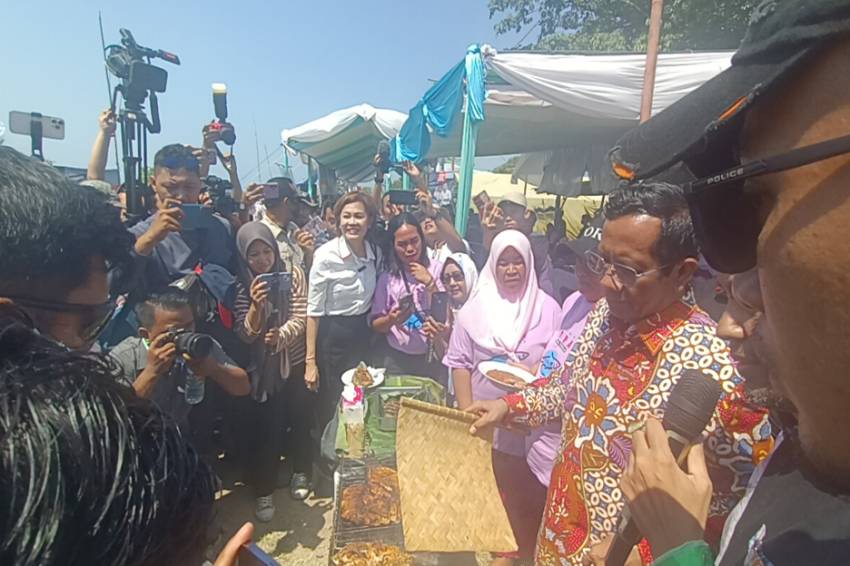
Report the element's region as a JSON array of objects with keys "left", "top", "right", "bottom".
[
  {"left": 445, "top": 229, "right": 560, "bottom": 564},
  {"left": 370, "top": 212, "right": 444, "bottom": 381}
]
